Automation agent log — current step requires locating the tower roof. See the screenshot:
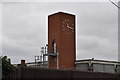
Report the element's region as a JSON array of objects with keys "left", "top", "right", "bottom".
[{"left": 48, "top": 11, "right": 75, "bottom": 17}]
